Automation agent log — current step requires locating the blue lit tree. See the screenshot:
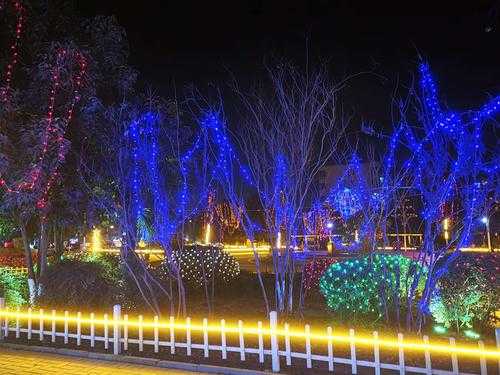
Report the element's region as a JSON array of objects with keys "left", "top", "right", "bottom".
[{"left": 385, "top": 63, "right": 499, "bottom": 331}]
